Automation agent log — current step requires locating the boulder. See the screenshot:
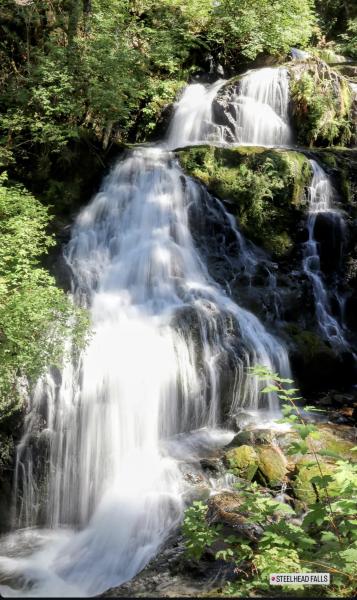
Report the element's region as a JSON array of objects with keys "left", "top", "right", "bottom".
[
  {"left": 292, "top": 457, "right": 338, "bottom": 504},
  {"left": 207, "top": 491, "right": 263, "bottom": 541},
  {"left": 224, "top": 445, "right": 259, "bottom": 481},
  {"left": 256, "top": 446, "right": 289, "bottom": 486}
]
